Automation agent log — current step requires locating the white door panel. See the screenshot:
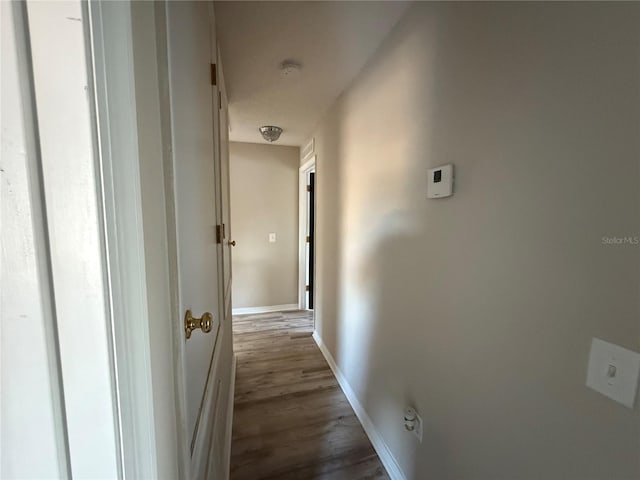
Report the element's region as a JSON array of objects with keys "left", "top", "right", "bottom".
[
  {"left": 1, "top": 2, "right": 66, "bottom": 476},
  {"left": 166, "top": 0, "right": 222, "bottom": 457}
]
